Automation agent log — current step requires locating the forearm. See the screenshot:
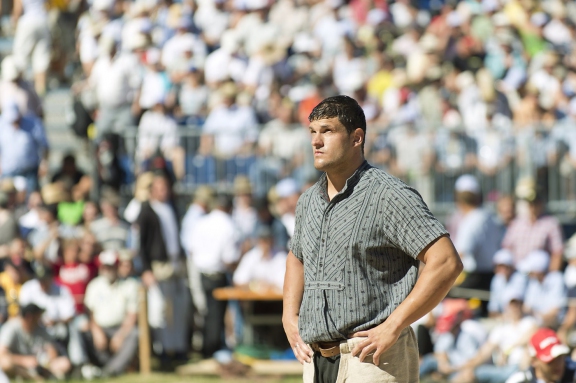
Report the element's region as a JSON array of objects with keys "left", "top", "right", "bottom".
[
  {"left": 118, "top": 313, "right": 136, "bottom": 336},
  {"left": 386, "top": 237, "right": 462, "bottom": 332},
  {"left": 282, "top": 252, "right": 304, "bottom": 321},
  {"left": 550, "top": 252, "right": 563, "bottom": 271}
]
